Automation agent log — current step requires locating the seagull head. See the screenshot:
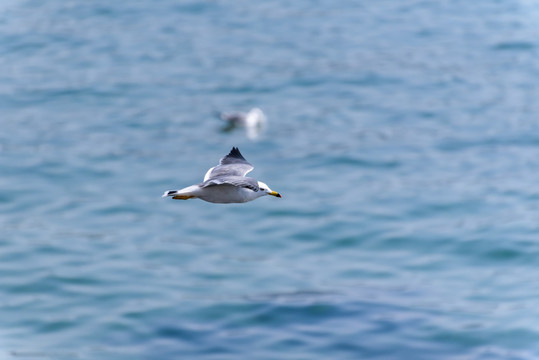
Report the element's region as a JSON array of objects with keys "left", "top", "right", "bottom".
[{"left": 257, "top": 181, "right": 282, "bottom": 198}]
